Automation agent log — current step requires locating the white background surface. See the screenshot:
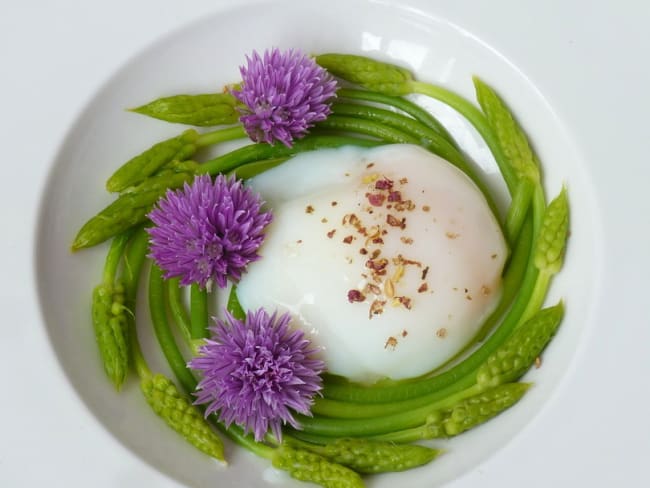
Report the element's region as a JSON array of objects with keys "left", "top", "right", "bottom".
[{"left": 1, "top": 0, "right": 648, "bottom": 487}]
